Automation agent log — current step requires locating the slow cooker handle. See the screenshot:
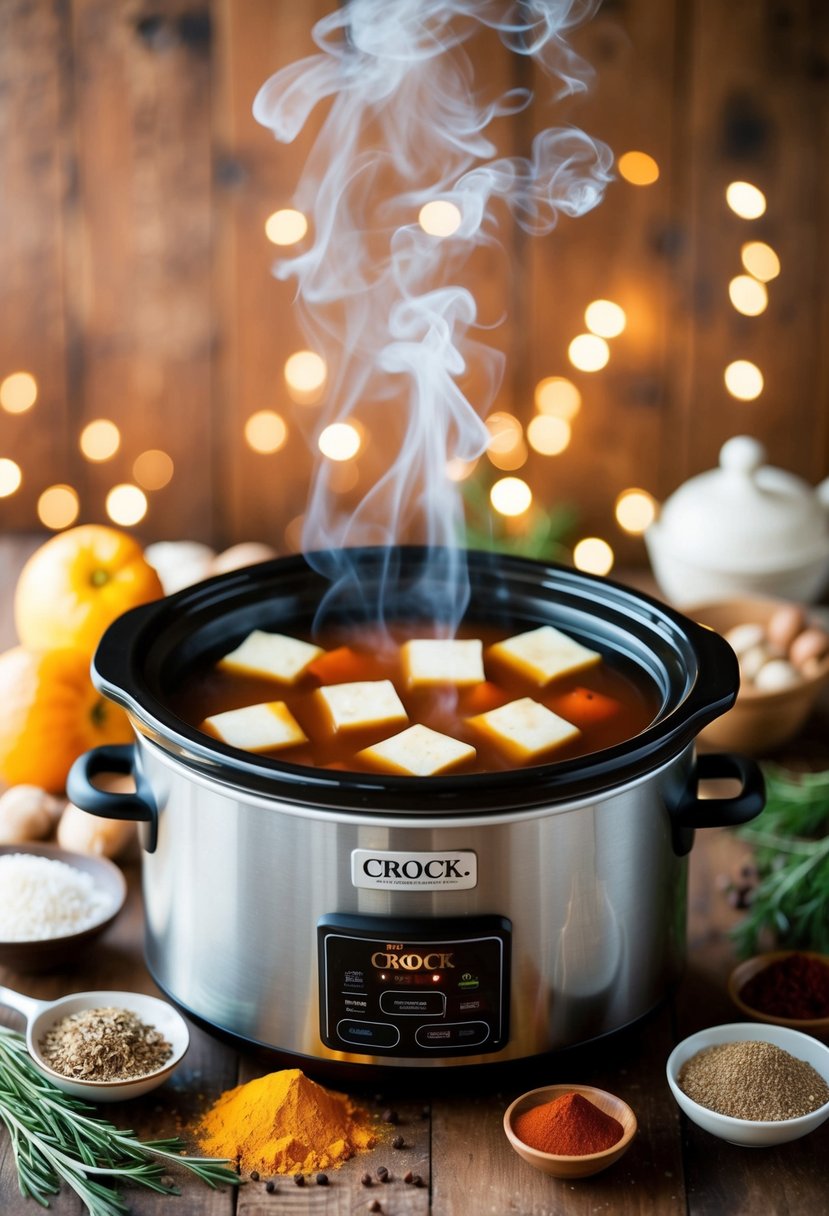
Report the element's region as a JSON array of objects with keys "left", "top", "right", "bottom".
[
  {"left": 670, "top": 753, "right": 765, "bottom": 856},
  {"left": 66, "top": 744, "right": 158, "bottom": 853}
]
